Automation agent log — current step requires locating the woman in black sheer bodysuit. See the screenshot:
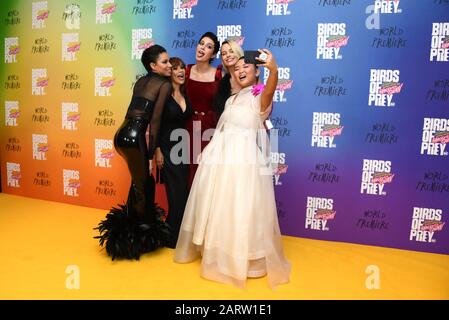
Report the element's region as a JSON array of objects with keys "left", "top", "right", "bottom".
[{"left": 95, "top": 45, "right": 173, "bottom": 260}]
